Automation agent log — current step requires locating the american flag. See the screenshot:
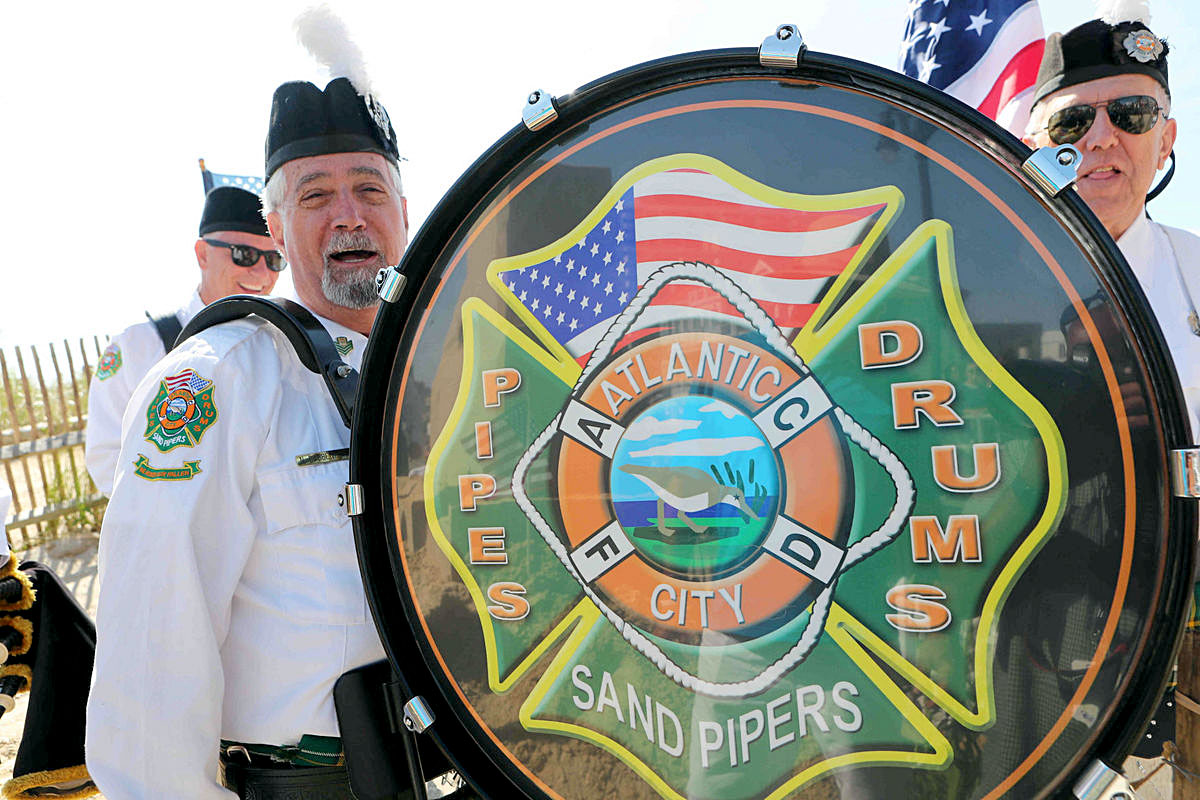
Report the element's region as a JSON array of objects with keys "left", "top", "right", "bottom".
[
  {"left": 163, "top": 369, "right": 212, "bottom": 396},
  {"left": 198, "top": 158, "right": 264, "bottom": 196},
  {"left": 208, "top": 172, "right": 265, "bottom": 194},
  {"left": 493, "top": 166, "right": 888, "bottom": 363},
  {"left": 900, "top": 0, "right": 1045, "bottom": 138}
]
